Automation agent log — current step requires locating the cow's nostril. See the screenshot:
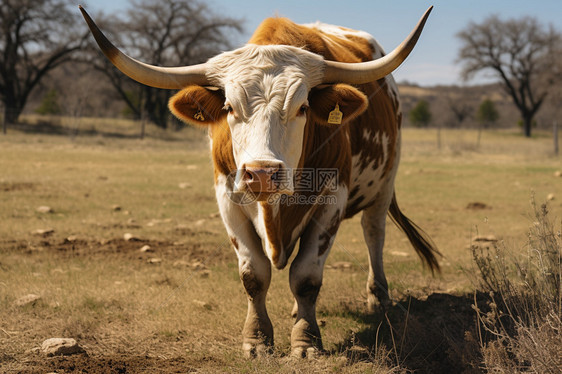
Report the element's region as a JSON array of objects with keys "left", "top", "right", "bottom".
[{"left": 243, "top": 170, "right": 254, "bottom": 182}]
